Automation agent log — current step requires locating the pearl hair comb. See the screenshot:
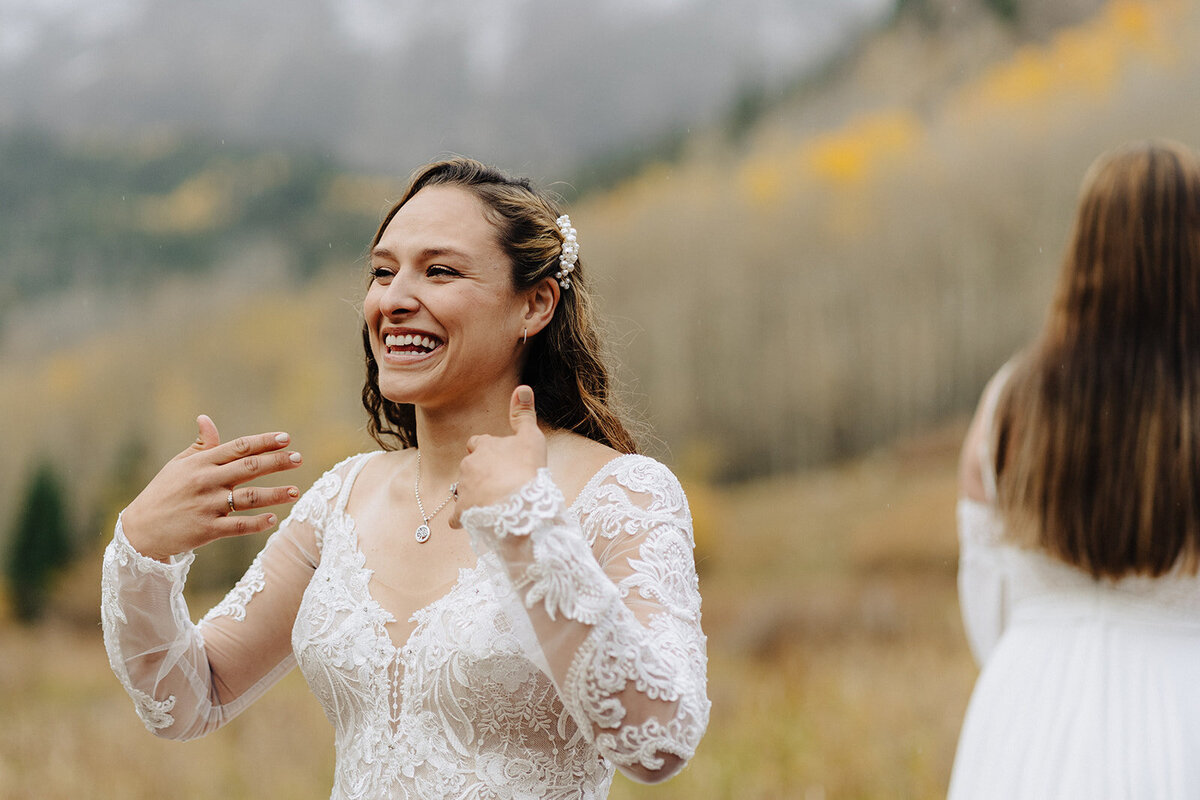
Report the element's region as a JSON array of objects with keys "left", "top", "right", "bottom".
[{"left": 555, "top": 215, "right": 579, "bottom": 290}]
